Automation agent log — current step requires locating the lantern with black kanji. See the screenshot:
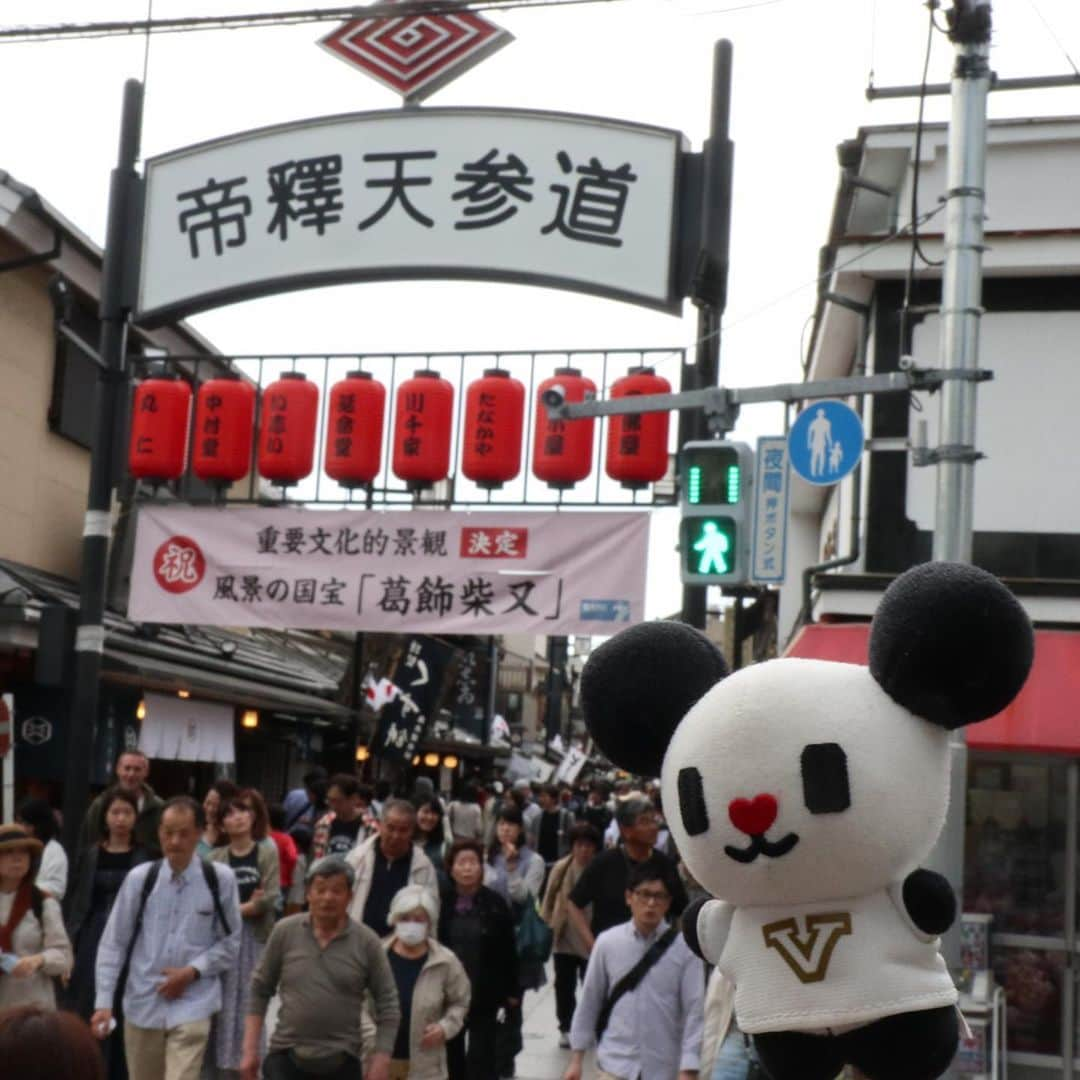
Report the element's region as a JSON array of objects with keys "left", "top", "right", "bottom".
[
  {"left": 392, "top": 369, "right": 454, "bottom": 491},
  {"left": 257, "top": 372, "right": 318, "bottom": 486},
  {"left": 127, "top": 369, "right": 192, "bottom": 483},
  {"left": 191, "top": 375, "right": 256, "bottom": 487},
  {"left": 532, "top": 367, "right": 596, "bottom": 489},
  {"left": 324, "top": 371, "right": 386, "bottom": 488},
  {"left": 604, "top": 366, "right": 672, "bottom": 488},
  {"left": 461, "top": 369, "right": 525, "bottom": 490}
]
